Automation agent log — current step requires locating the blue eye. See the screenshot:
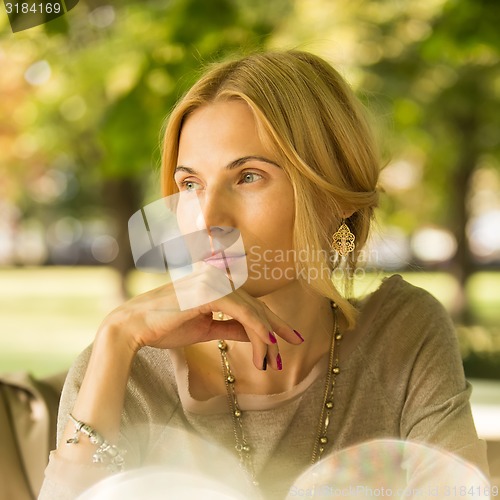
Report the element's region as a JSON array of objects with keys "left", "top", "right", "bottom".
[
  {"left": 181, "top": 180, "right": 201, "bottom": 191},
  {"left": 241, "top": 172, "right": 262, "bottom": 184}
]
